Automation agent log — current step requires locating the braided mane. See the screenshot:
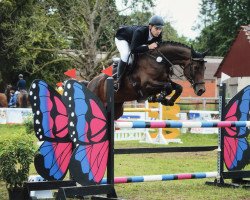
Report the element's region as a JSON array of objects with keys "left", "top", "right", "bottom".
[{"left": 160, "top": 41, "right": 191, "bottom": 49}]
